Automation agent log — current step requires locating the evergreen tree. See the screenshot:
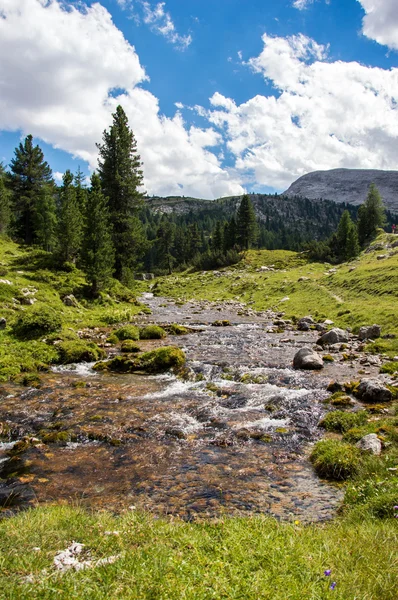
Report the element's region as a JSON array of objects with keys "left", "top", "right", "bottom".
[
  {"left": 34, "top": 185, "right": 57, "bottom": 251},
  {"left": 9, "top": 135, "right": 54, "bottom": 244},
  {"left": 58, "top": 170, "right": 83, "bottom": 263},
  {"left": 156, "top": 219, "right": 175, "bottom": 275},
  {"left": 0, "top": 164, "right": 11, "bottom": 236},
  {"left": 357, "top": 183, "right": 386, "bottom": 245},
  {"left": 223, "top": 216, "right": 236, "bottom": 251},
  {"left": 82, "top": 174, "right": 115, "bottom": 295},
  {"left": 188, "top": 223, "right": 202, "bottom": 259},
  {"left": 75, "top": 166, "right": 88, "bottom": 214},
  {"left": 212, "top": 221, "right": 224, "bottom": 253},
  {"left": 336, "top": 210, "right": 359, "bottom": 261},
  {"left": 236, "top": 194, "right": 257, "bottom": 250},
  {"left": 97, "top": 105, "right": 145, "bottom": 280}
]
